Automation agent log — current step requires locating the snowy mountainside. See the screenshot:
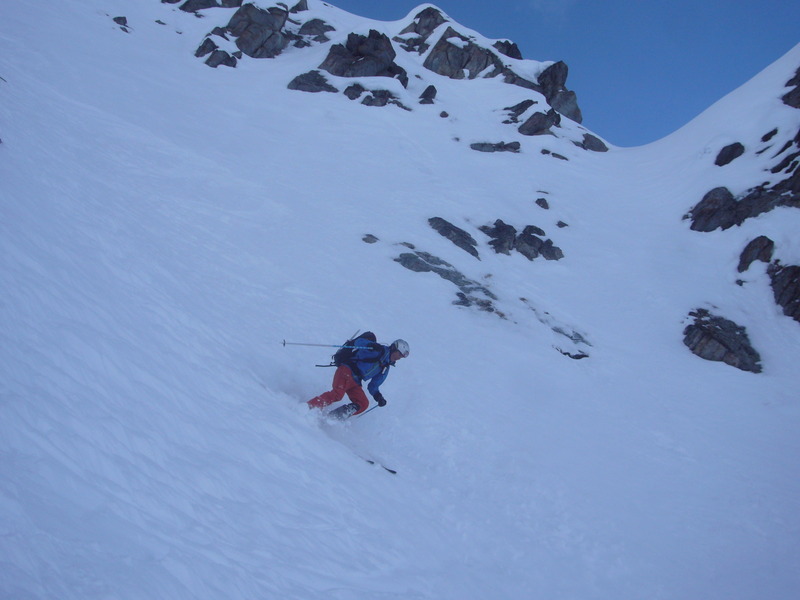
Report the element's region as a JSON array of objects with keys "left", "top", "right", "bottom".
[{"left": 1, "top": 1, "right": 800, "bottom": 600}]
